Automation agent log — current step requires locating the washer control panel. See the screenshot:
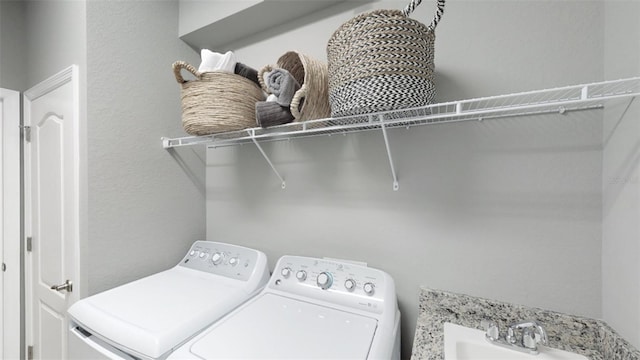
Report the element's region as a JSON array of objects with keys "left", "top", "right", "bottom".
[
  {"left": 178, "top": 241, "right": 260, "bottom": 281},
  {"left": 269, "top": 256, "right": 391, "bottom": 314}
]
